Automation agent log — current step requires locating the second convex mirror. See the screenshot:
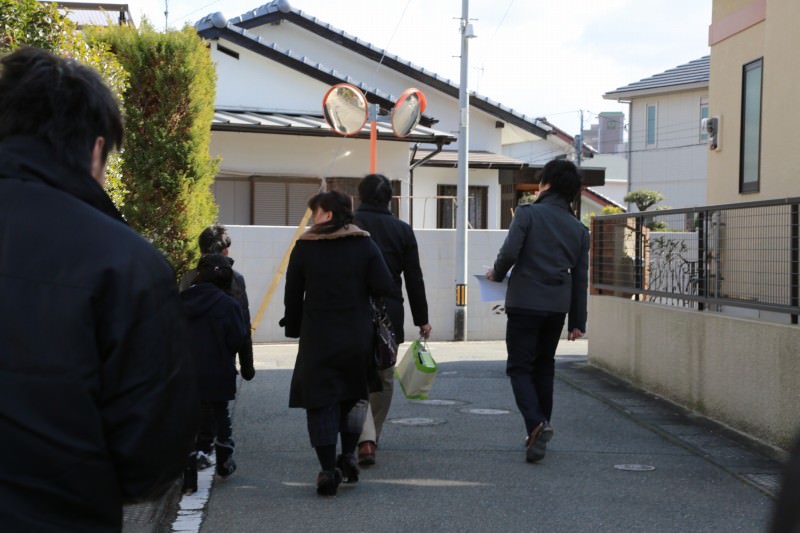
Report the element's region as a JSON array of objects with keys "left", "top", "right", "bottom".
[
  {"left": 322, "top": 83, "right": 368, "bottom": 136},
  {"left": 392, "top": 88, "right": 427, "bottom": 138}
]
